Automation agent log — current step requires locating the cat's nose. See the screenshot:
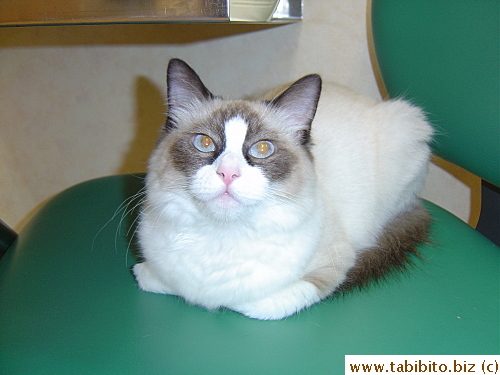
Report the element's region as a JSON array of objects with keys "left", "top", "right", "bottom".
[{"left": 216, "top": 165, "right": 241, "bottom": 187}]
